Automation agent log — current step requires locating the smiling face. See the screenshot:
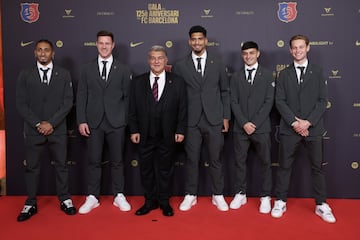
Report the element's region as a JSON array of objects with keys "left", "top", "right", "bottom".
[
  {"left": 34, "top": 41, "right": 54, "bottom": 66},
  {"left": 242, "top": 48, "right": 260, "bottom": 67},
  {"left": 96, "top": 36, "right": 115, "bottom": 59},
  {"left": 148, "top": 50, "right": 168, "bottom": 75},
  {"left": 189, "top": 32, "right": 208, "bottom": 56},
  {"left": 290, "top": 39, "right": 310, "bottom": 64}
]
